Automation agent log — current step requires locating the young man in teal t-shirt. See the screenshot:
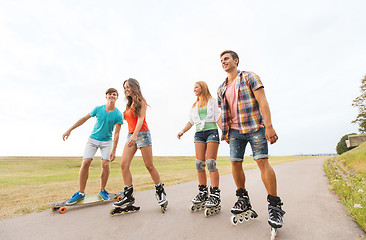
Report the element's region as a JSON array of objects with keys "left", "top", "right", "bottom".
[{"left": 62, "top": 88, "right": 123, "bottom": 204}]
